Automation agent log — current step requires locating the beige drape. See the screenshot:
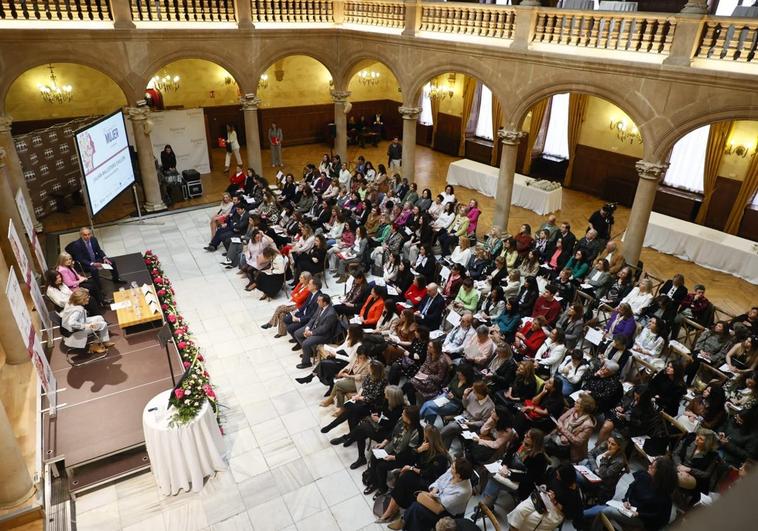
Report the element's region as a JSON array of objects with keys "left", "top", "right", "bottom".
[
  {"left": 695, "top": 120, "right": 733, "bottom": 224},
  {"left": 430, "top": 77, "right": 441, "bottom": 148},
  {"left": 563, "top": 93, "right": 589, "bottom": 188},
  {"left": 724, "top": 152, "right": 758, "bottom": 234},
  {"left": 458, "top": 76, "right": 477, "bottom": 156},
  {"left": 521, "top": 98, "right": 548, "bottom": 175},
  {"left": 490, "top": 94, "right": 503, "bottom": 166}
]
